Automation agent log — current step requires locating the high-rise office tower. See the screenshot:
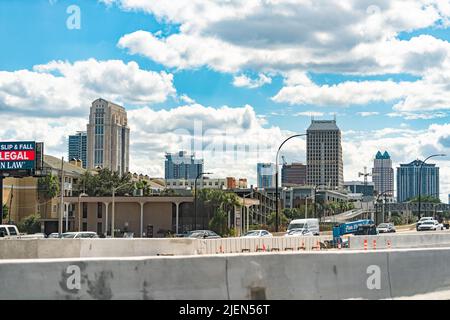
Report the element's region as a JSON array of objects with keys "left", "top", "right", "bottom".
[
  {"left": 165, "top": 151, "right": 204, "bottom": 180},
  {"left": 281, "top": 162, "right": 307, "bottom": 186},
  {"left": 397, "top": 160, "right": 439, "bottom": 203},
  {"left": 372, "top": 151, "right": 394, "bottom": 197},
  {"left": 68, "top": 131, "right": 87, "bottom": 168},
  {"left": 87, "top": 98, "right": 130, "bottom": 175},
  {"left": 306, "top": 119, "right": 344, "bottom": 189},
  {"left": 257, "top": 163, "right": 276, "bottom": 188}
]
